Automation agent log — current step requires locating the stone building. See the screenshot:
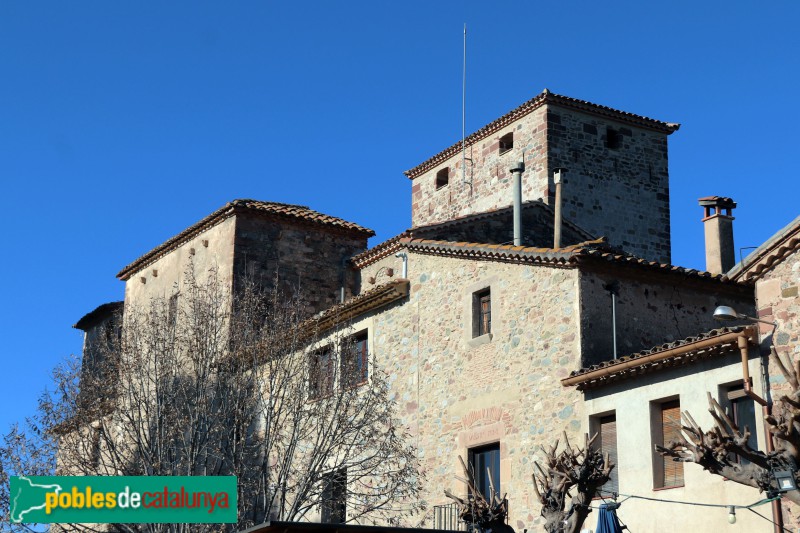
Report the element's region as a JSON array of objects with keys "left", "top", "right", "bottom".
[
  {"left": 73, "top": 91, "right": 781, "bottom": 532},
  {"left": 728, "top": 214, "right": 800, "bottom": 529}
]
